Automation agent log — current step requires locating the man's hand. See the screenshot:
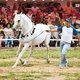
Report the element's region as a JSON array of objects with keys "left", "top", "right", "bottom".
[{"left": 46, "top": 30, "right": 50, "bottom": 32}]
